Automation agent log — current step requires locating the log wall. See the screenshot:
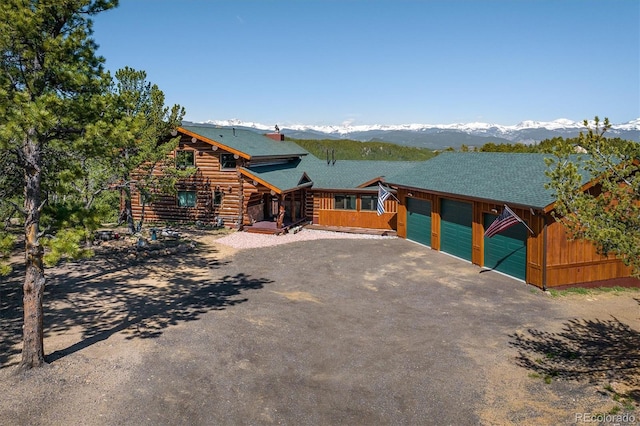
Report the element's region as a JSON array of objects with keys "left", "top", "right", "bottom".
[{"left": 130, "top": 135, "right": 245, "bottom": 227}]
